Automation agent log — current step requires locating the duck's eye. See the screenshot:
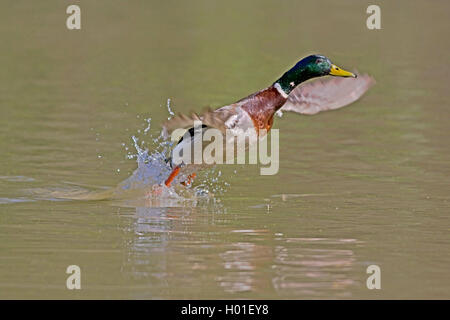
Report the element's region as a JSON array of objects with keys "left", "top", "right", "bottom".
[{"left": 316, "top": 59, "right": 323, "bottom": 64}]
